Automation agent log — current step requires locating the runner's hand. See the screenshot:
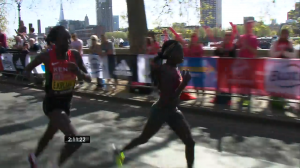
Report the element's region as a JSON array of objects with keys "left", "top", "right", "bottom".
[
  {"left": 182, "top": 70, "right": 191, "bottom": 84},
  {"left": 68, "top": 62, "right": 79, "bottom": 73}
]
